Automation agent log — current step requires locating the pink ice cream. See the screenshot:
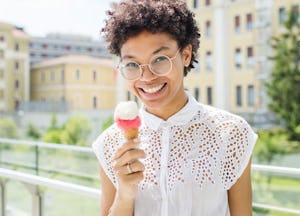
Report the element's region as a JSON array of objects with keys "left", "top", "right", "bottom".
[{"left": 114, "top": 101, "right": 141, "bottom": 139}]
